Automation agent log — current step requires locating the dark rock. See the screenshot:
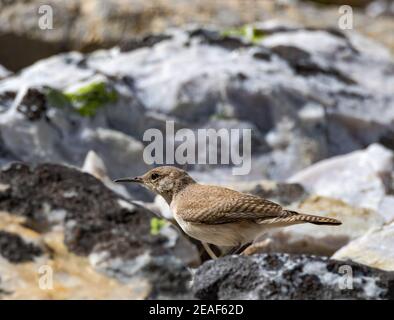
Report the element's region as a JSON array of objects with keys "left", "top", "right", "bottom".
[
  {"left": 378, "top": 131, "right": 394, "bottom": 152},
  {"left": 193, "top": 253, "right": 260, "bottom": 300},
  {"left": 0, "top": 133, "right": 18, "bottom": 163},
  {"left": 0, "top": 230, "right": 43, "bottom": 263},
  {"left": 188, "top": 28, "right": 252, "bottom": 50},
  {"left": 271, "top": 45, "right": 356, "bottom": 84},
  {"left": 271, "top": 45, "right": 312, "bottom": 65},
  {"left": 0, "top": 91, "right": 16, "bottom": 109},
  {"left": 0, "top": 162, "right": 125, "bottom": 233},
  {"left": 252, "top": 50, "right": 271, "bottom": 61},
  {"left": 0, "top": 162, "right": 198, "bottom": 260},
  {"left": 133, "top": 256, "right": 192, "bottom": 299},
  {"left": 119, "top": 34, "right": 172, "bottom": 52},
  {"left": 0, "top": 162, "right": 197, "bottom": 298},
  {"left": 16, "top": 88, "right": 48, "bottom": 121},
  {"left": 193, "top": 253, "right": 394, "bottom": 299}
]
